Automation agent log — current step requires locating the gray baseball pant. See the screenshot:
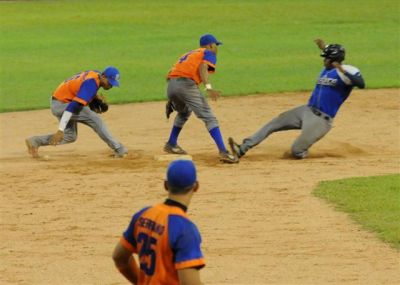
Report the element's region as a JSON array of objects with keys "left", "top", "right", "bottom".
[
  {"left": 167, "top": 78, "right": 219, "bottom": 131},
  {"left": 239, "top": 105, "right": 332, "bottom": 158},
  {"left": 28, "top": 98, "right": 126, "bottom": 154}
]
